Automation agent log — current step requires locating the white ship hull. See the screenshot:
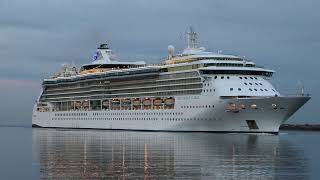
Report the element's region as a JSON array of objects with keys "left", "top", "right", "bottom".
[{"left": 32, "top": 95, "right": 310, "bottom": 133}]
